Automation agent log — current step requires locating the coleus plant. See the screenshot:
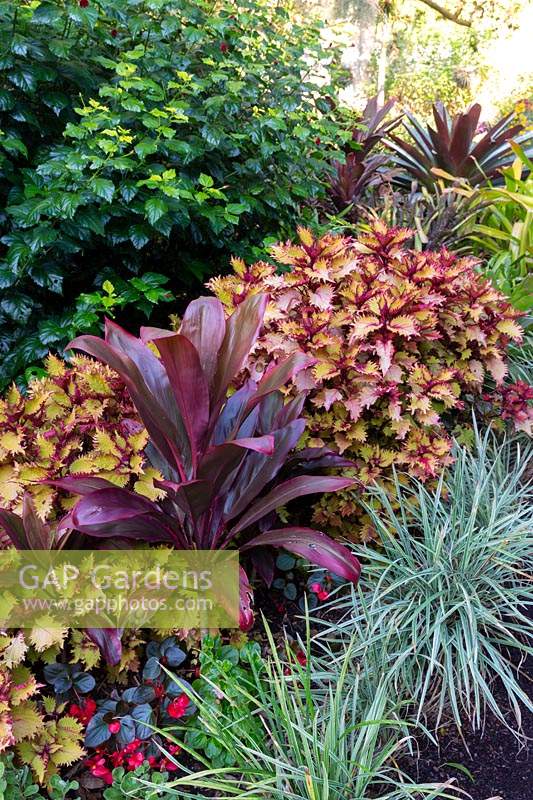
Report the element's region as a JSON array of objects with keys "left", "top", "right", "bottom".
[
  {"left": 386, "top": 102, "right": 532, "bottom": 188},
  {"left": 0, "top": 353, "right": 150, "bottom": 540},
  {"left": 54, "top": 294, "right": 360, "bottom": 640},
  {"left": 209, "top": 222, "right": 526, "bottom": 537}
]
